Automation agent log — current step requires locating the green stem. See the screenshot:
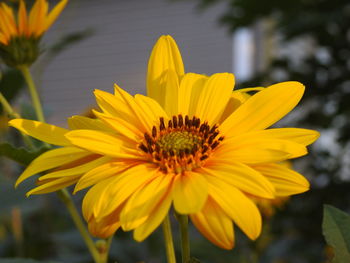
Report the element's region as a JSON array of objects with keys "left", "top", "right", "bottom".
[
  {"left": 57, "top": 189, "right": 101, "bottom": 263},
  {"left": 96, "top": 237, "right": 113, "bottom": 263},
  {"left": 178, "top": 214, "right": 190, "bottom": 263},
  {"left": 18, "top": 66, "right": 46, "bottom": 122},
  {"left": 0, "top": 92, "right": 35, "bottom": 148},
  {"left": 162, "top": 214, "right": 177, "bottom": 263},
  {"left": 0, "top": 92, "right": 20, "bottom": 119},
  {"left": 104, "top": 237, "right": 113, "bottom": 263}
]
